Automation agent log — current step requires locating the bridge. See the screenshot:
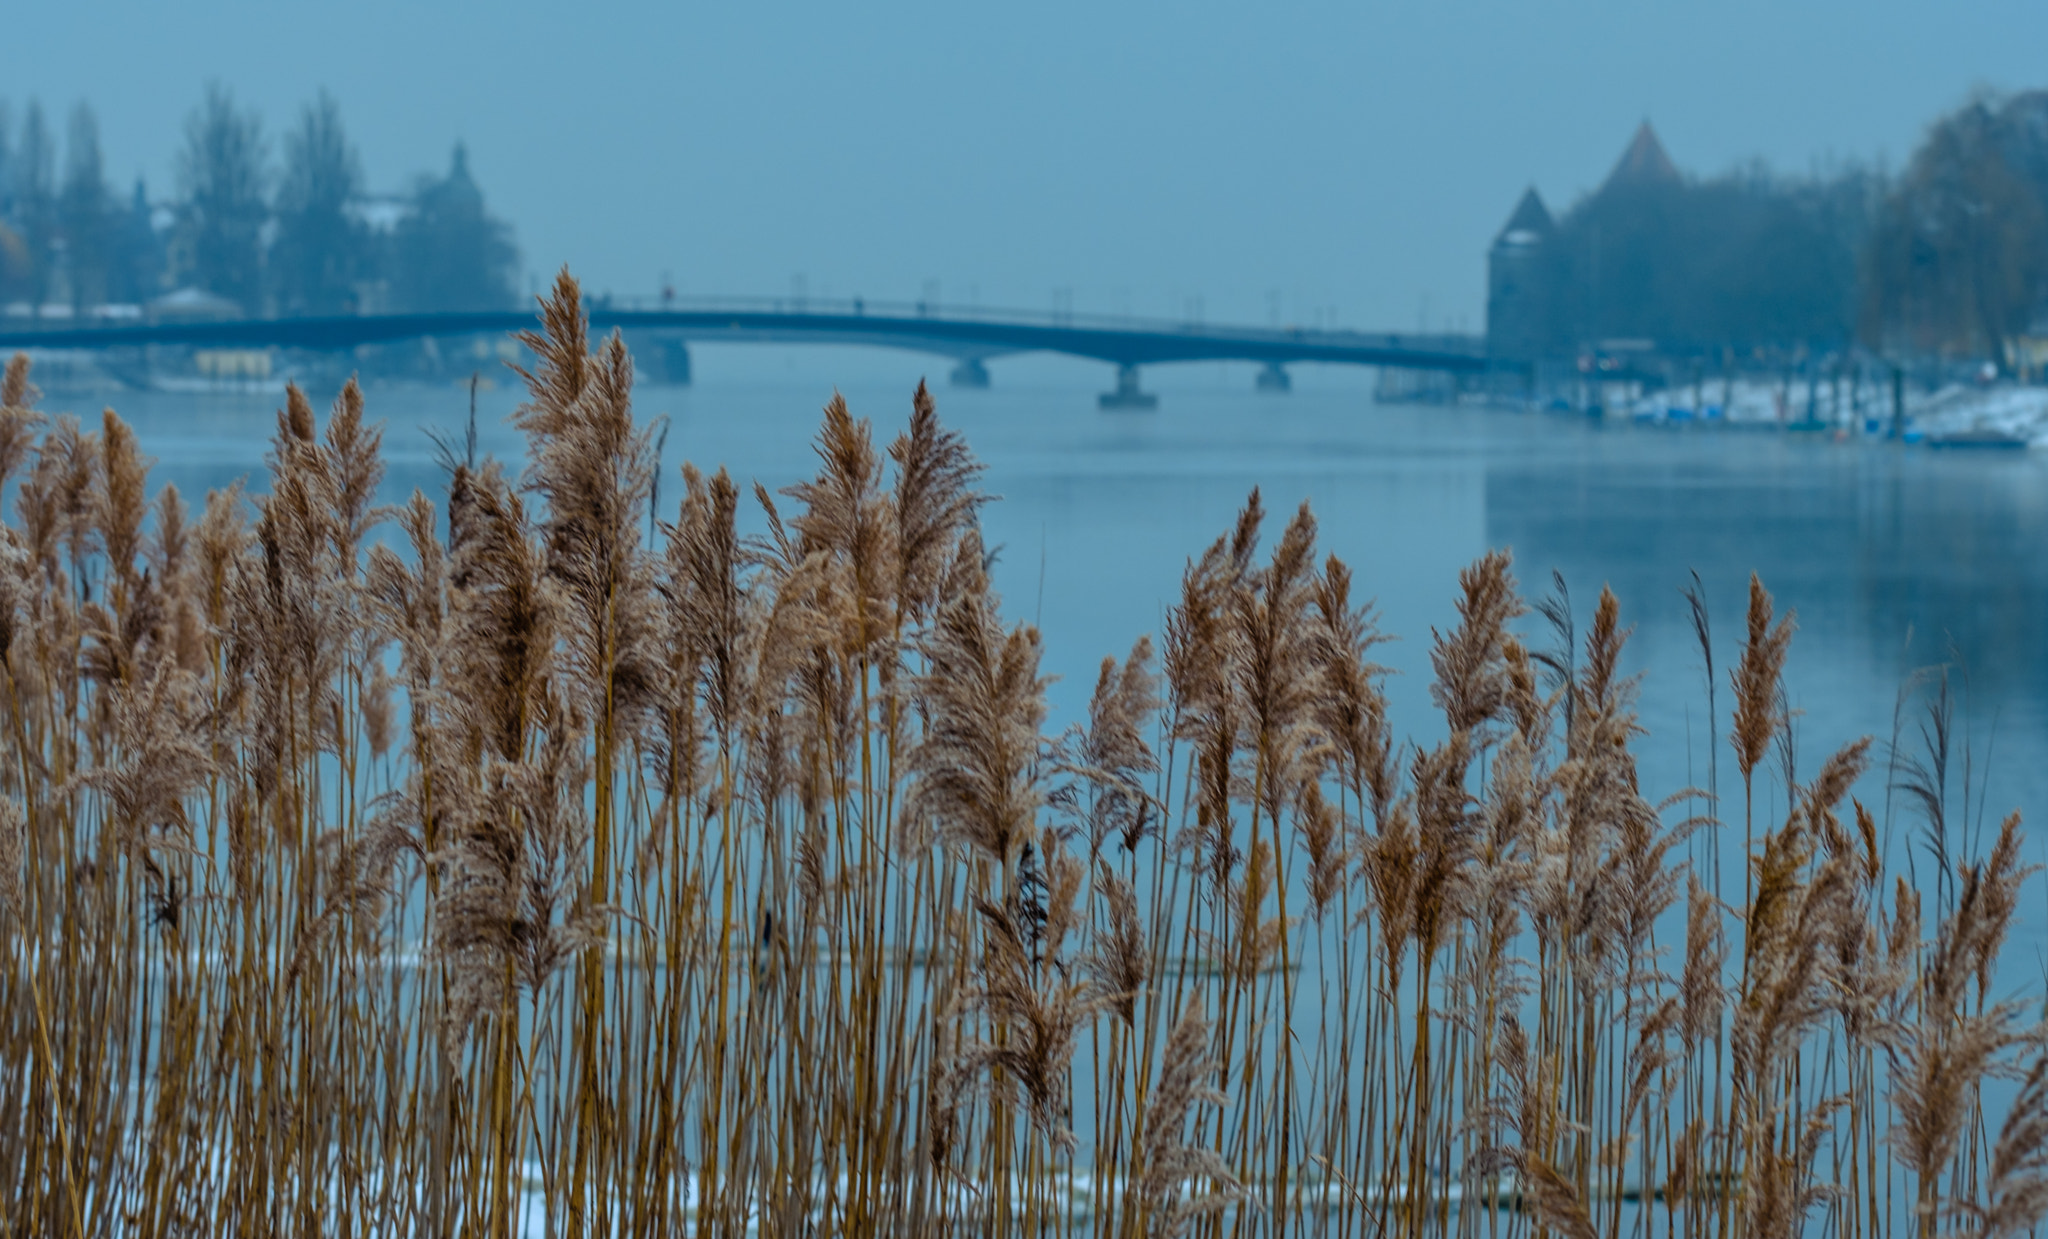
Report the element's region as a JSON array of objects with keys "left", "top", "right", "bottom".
[{"left": 0, "top": 295, "right": 1505, "bottom": 409}]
